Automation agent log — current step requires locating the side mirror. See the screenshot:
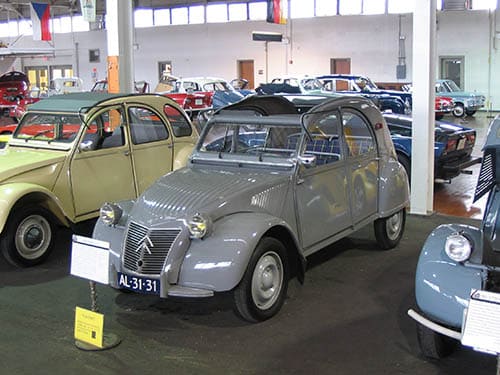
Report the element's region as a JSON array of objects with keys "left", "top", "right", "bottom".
[{"left": 298, "top": 154, "right": 316, "bottom": 168}]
